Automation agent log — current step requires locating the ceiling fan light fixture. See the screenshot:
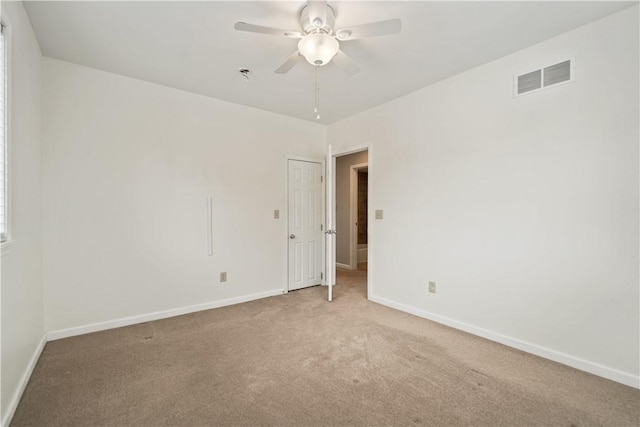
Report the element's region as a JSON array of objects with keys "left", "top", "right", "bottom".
[
  {"left": 336, "top": 29, "right": 351, "bottom": 40},
  {"left": 298, "top": 33, "right": 339, "bottom": 66}
]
